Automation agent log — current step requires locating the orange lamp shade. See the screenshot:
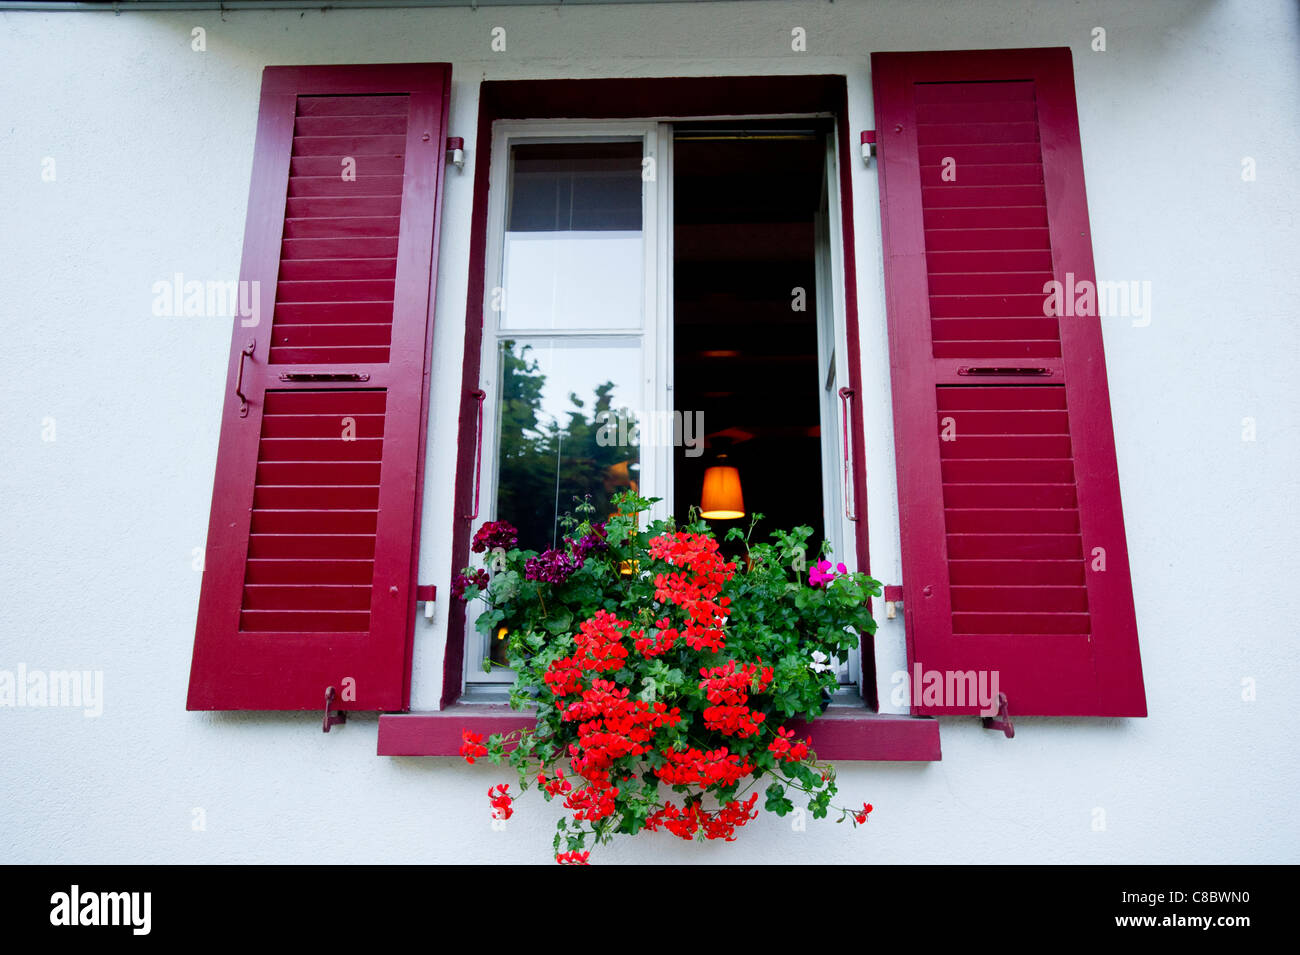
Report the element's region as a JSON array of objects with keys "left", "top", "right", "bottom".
[{"left": 700, "top": 465, "right": 745, "bottom": 520}]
